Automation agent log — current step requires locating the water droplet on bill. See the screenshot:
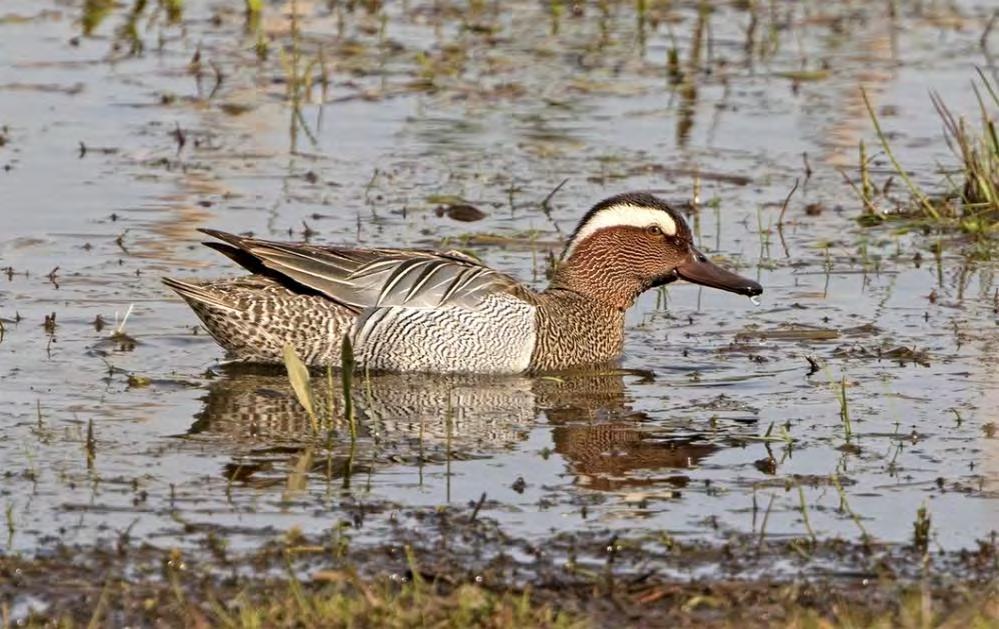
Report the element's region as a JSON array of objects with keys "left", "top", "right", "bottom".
[{"left": 749, "top": 295, "right": 761, "bottom": 307}]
